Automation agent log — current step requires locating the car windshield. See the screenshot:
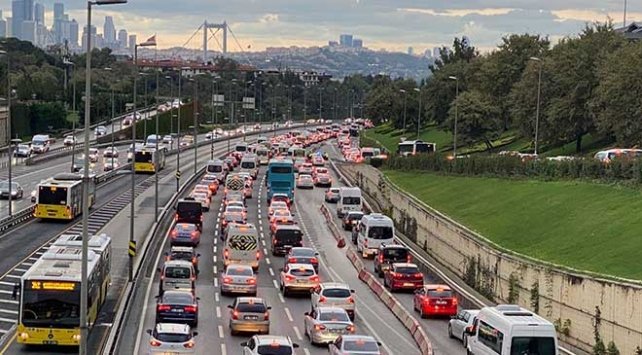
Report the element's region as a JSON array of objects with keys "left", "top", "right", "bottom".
[
  {"left": 0, "top": 182, "right": 17, "bottom": 190},
  {"left": 319, "top": 311, "right": 349, "bottom": 322},
  {"left": 342, "top": 196, "right": 360, "bottom": 205},
  {"left": 383, "top": 248, "right": 408, "bottom": 259},
  {"left": 171, "top": 251, "right": 193, "bottom": 260},
  {"left": 427, "top": 289, "right": 454, "bottom": 298},
  {"left": 256, "top": 345, "right": 293, "bottom": 355},
  {"left": 164, "top": 266, "right": 191, "bottom": 279},
  {"left": 236, "top": 302, "right": 267, "bottom": 313},
  {"left": 176, "top": 224, "right": 197, "bottom": 232},
  {"left": 292, "top": 248, "right": 316, "bottom": 257},
  {"left": 343, "top": 339, "right": 379, "bottom": 352},
  {"left": 290, "top": 268, "right": 314, "bottom": 276},
  {"left": 347, "top": 213, "right": 364, "bottom": 221}
]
